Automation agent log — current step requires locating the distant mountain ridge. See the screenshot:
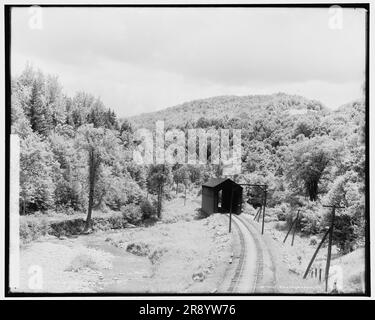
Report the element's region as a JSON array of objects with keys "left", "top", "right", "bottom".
[{"left": 127, "top": 93, "right": 328, "bottom": 129}]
